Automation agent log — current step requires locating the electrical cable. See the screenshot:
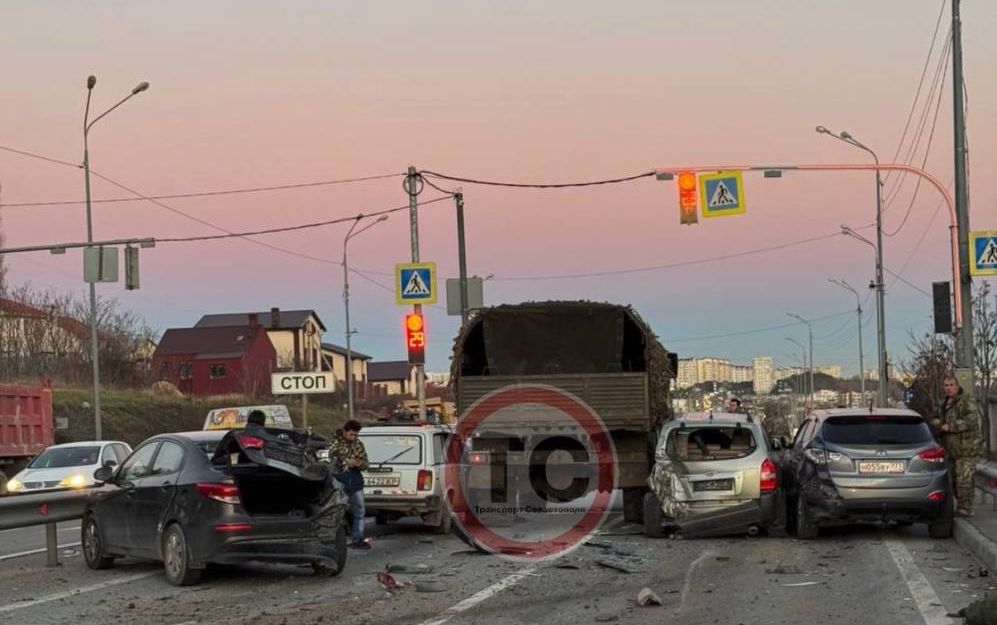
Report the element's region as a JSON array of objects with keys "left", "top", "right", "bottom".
[
  {"left": 884, "top": 37, "right": 951, "bottom": 237},
  {"left": 883, "top": 0, "right": 948, "bottom": 186},
  {"left": 420, "top": 169, "right": 655, "bottom": 189},
  {"left": 663, "top": 309, "right": 852, "bottom": 343}
]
